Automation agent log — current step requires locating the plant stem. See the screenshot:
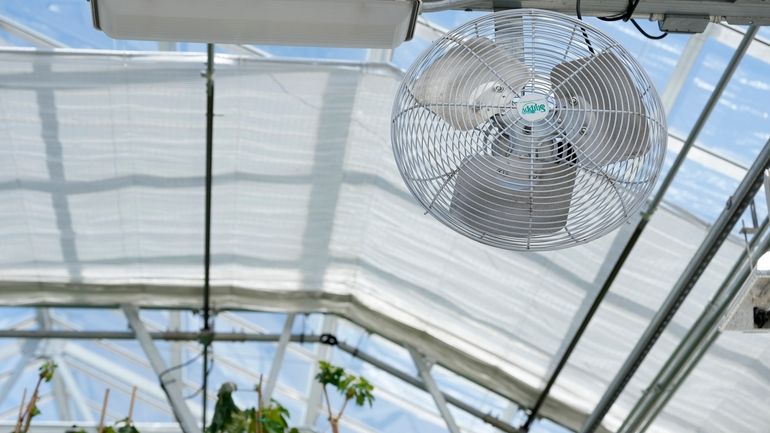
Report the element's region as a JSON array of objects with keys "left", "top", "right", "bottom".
[
  {"left": 338, "top": 397, "right": 351, "bottom": 420},
  {"left": 21, "top": 393, "right": 38, "bottom": 433},
  {"left": 256, "top": 377, "right": 263, "bottom": 433},
  {"left": 14, "top": 388, "right": 27, "bottom": 433},
  {"left": 98, "top": 389, "right": 110, "bottom": 433},
  {"left": 322, "top": 385, "right": 334, "bottom": 421},
  {"left": 20, "top": 375, "right": 44, "bottom": 433},
  {"left": 127, "top": 386, "right": 137, "bottom": 423}
]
